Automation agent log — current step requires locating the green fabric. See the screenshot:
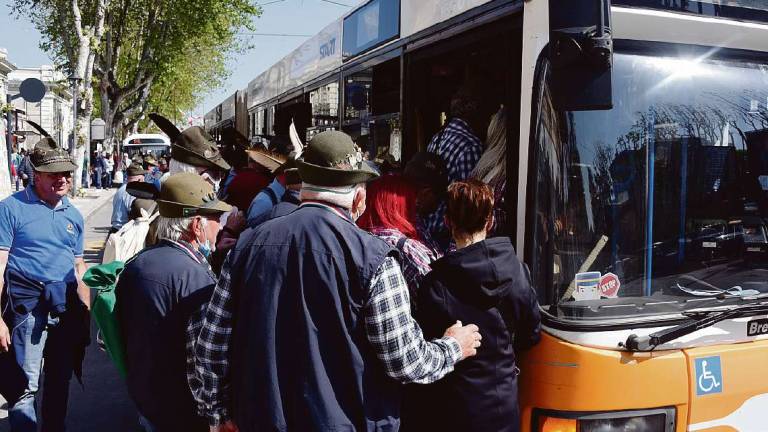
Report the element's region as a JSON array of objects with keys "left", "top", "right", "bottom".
[{"left": 83, "top": 261, "right": 127, "bottom": 378}]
